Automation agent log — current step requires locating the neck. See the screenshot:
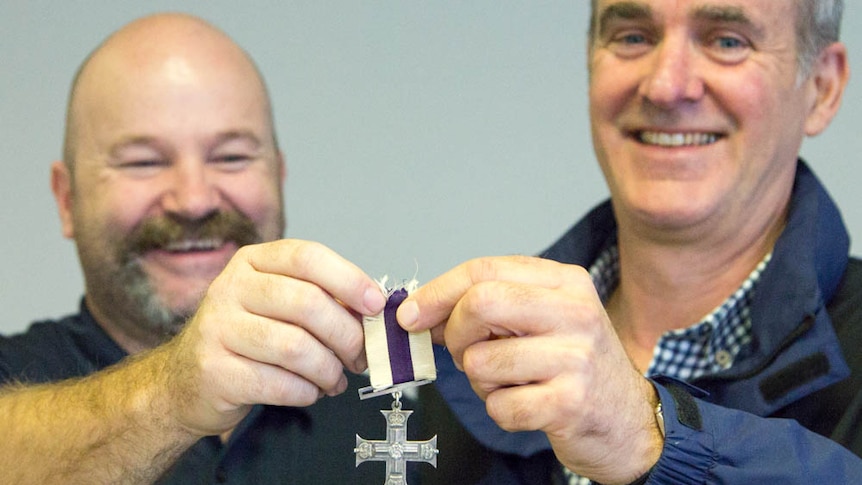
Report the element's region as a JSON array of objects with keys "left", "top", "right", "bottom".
[
  {"left": 85, "top": 296, "right": 164, "bottom": 355},
  {"left": 608, "top": 209, "right": 787, "bottom": 372}
]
